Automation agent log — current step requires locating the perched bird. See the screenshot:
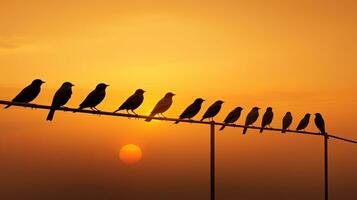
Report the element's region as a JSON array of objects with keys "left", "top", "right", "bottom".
[
  {"left": 78, "top": 83, "right": 109, "bottom": 111},
  {"left": 145, "top": 92, "right": 175, "bottom": 122},
  {"left": 314, "top": 113, "right": 325, "bottom": 134},
  {"left": 114, "top": 89, "right": 145, "bottom": 114},
  {"left": 260, "top": 107, "right": 274, "bottom": 133},
  {"left": 219, "top": 107, "right": 243, "bottom": 131},
  {"left": 5, "top": 79, "right": 45, "bottom": 108},
  {"left": 200, "top": 100, "right": 224, "bottom": 122},
  {"left": 46, "top": 82, "right": 74, "bottom": 121},
  {"left": 242, "top": 107, "right": 260, "bottom": 134},
  {"left": 282, "top": 112, "right": 293, "bottom": 133},
  {"left": 296, "top": 113, "right": 311, "bottom": 131},
  {"left": 175, "top": 98, "right": 205, "bottom": 124}
]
